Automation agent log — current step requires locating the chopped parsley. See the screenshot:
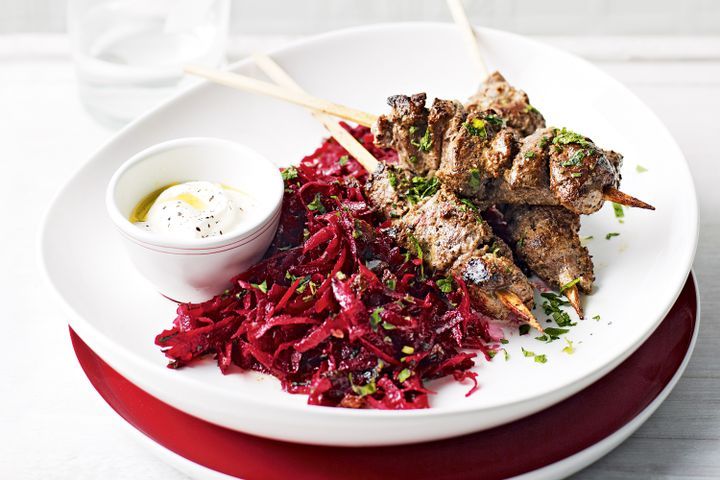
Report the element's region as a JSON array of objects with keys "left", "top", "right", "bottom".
[
  {"left": 404, "top": 175, "right": 440, "bottom": 204},
  {"left": 469, "top": 168, "right": 482, "bottom": 189},
  {"left": 534, "top": 354, "right": 548, "bottom": 364},
  {"left": 251, "top": 280, "right": 268, "bottom": 294},
  {"left": 519, "top": 324, "right": 531, "bottom": 336},
  {"left": 524, "top": 104, "right": 539, "bottom": 114},
  {"left": 485, "top": 114, "right": 504, "bottom": 126},
  {"left": 409, "top": 155, "right": 418, "bottom": 164},
  {"left": 524, "top": 151, "right": 536, "bottom": 159},
  {"left": 463, "top": 117, "right": 488, "bottom": 138},
  {"left": 522, "top": 347, "right": 535, "bottom": 357},
  {"left": 458, "top": 198, "right": 481, "bottom": 217},
  {"left": 350, "top": 376, "right": 377, "bottom": 397},
  {"left": 605, "top": 232, "right": 620, "bottom": 240},
  {"left": 370, "top": 307, "right": 383, "bottom": 330},
  {"left": 436, "top": 277, "right": 454, "bottom": 293},
  {"left": 535, "top": 327, "right": 570, "bottom": 343},
  {"left": 571, "top": 172, "right": 583, "bottom": 178},
  {"left": 560, "top": 149, "right": 586, "bottom": 167},
  {"left": 592, "top": 314, "right": 601, "bottom": 321},
  {"left": 500, "top": 339, "right": 509, "bottom": 345},
  {"left": 385, "top": 278, "right": 397, "bottom": 290},
  {"left": 338, "top": 155, "right": 349, "bottom": 166},
  {"left": 553, "top": 128, "right": 591, "bottom": 147},
  {"left": 281, "top": 166, "right": 299, "bottom": 181},
  {"left": 307, "top": 193, "right": 326, "bottom": 213},
  {"left": 541, "top": 292, "right": 576, "bottom": 327},
  {"left": 636, "top": 164, "right": 648, "bottom": 173},
  {"left": 560, "top": 278, "right": 580, "bottom": 292},
  {"left": 397, "top": 368, "right": 413, "bottom": 383},
  {"left": 538, "top": 136, "right": 550, "bottom": 149},
  {"left": 411, "top": 127, "right": 433, "bottom": 152},
  {"left": 562, "top": 339, "right": 576, "bottom": 355},
  {"left": 612, "top": 202, "right": 625, "bottom": 222}
]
